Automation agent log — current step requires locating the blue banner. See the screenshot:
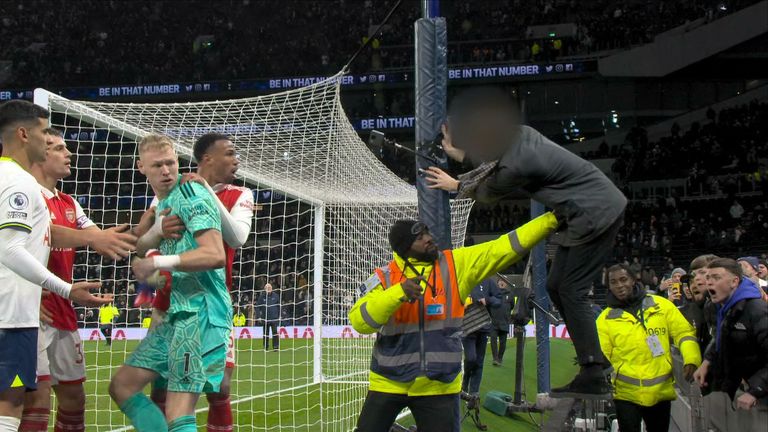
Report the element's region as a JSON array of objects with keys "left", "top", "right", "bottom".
[{"left": 2, "top": 61, "right": 594, "bottom": 101}]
